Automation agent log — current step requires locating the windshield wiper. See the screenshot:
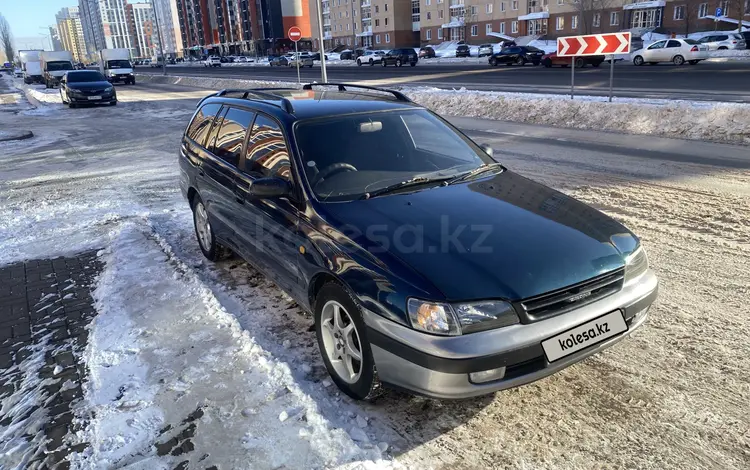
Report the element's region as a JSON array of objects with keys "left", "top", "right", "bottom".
[
  {"left": 362, "top": 176, "right": 450, "bottom": 199},
  {"left": 447, "top": 163, "right": 503, "bottom": 185}
]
